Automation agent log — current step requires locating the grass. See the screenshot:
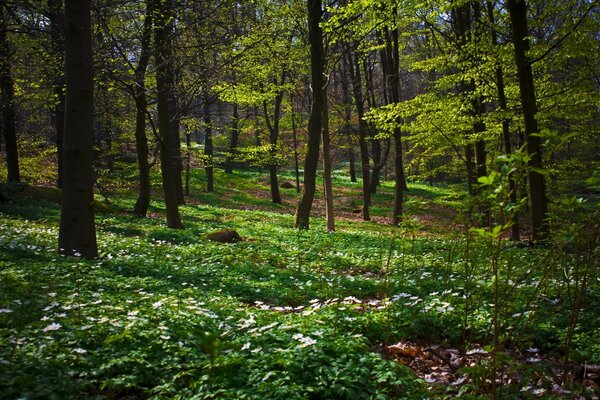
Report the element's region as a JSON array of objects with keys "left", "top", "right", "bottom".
[{"left": 0, "top": 164, "right": 599, "bottom": 399}]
